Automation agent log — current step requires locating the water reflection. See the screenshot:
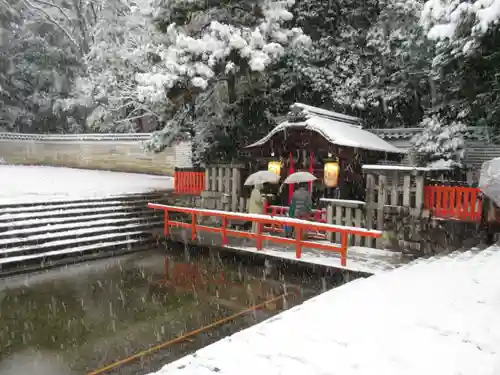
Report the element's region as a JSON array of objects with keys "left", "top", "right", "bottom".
[{"left": 0, "top": 246, "right": 328, "bottom": 374}]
